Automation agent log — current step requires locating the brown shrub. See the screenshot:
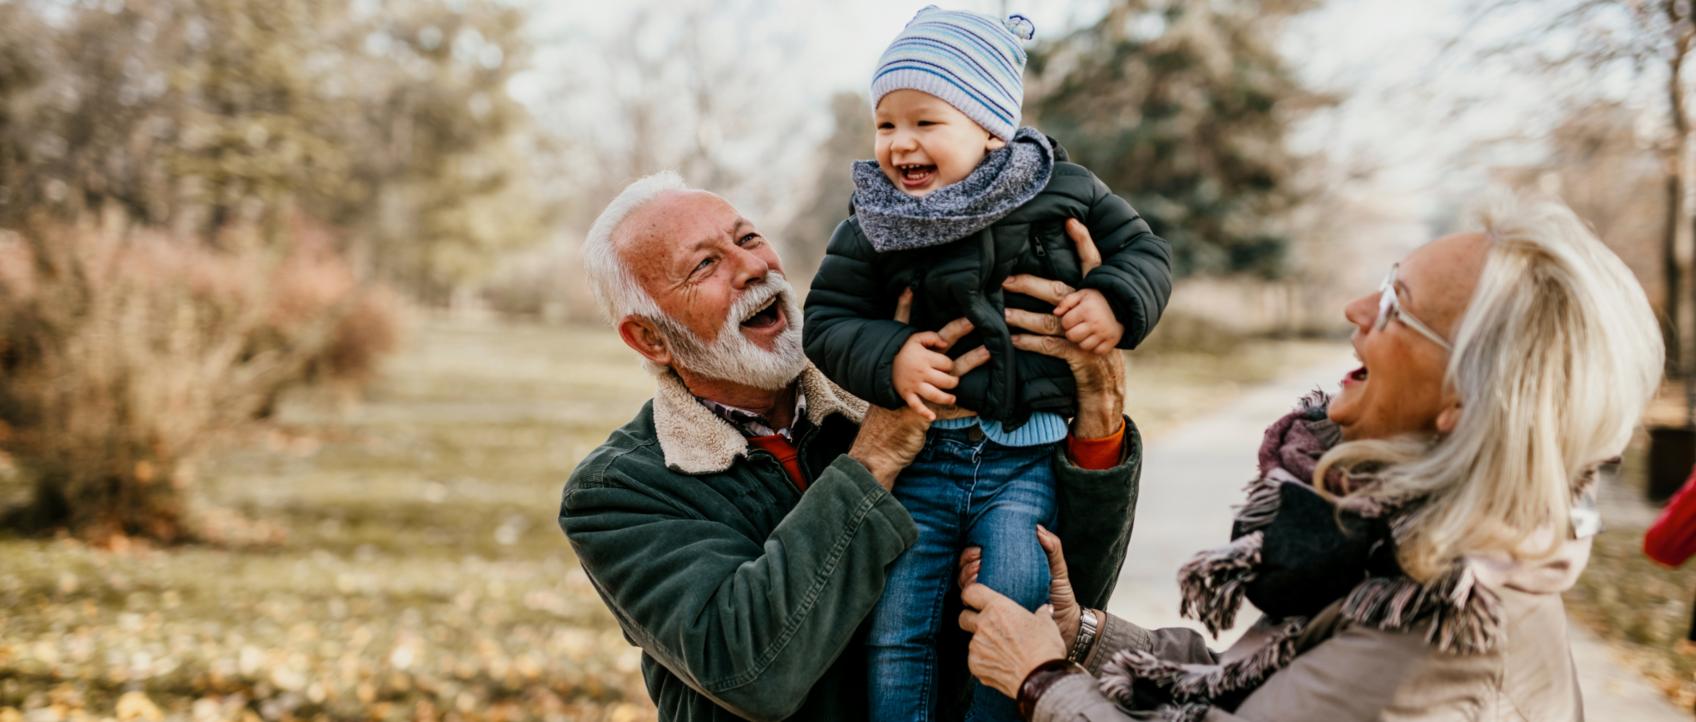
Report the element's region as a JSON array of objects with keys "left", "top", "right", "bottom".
[{"left": 0, "top": 216, "right": 400, "bottom": 544}]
